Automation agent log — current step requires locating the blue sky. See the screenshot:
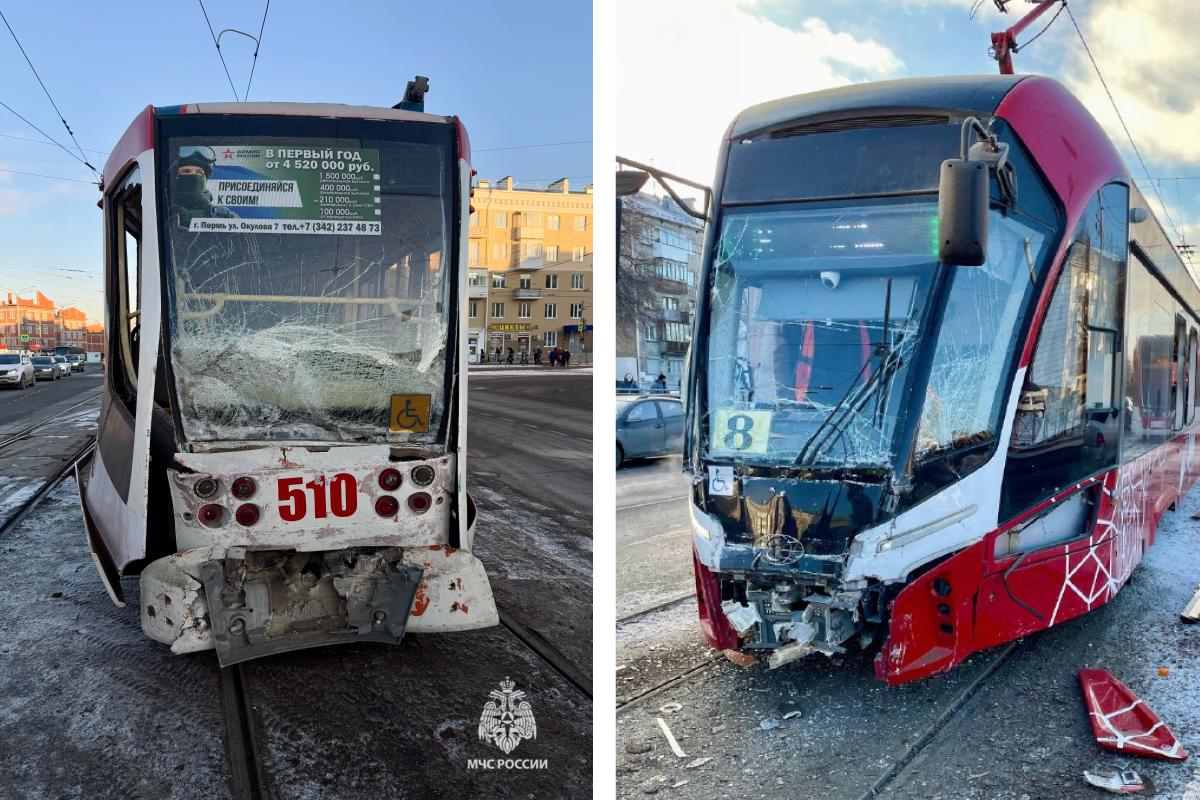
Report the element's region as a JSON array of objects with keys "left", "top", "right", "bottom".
[
  {"left": 616, "top": 0, "right": 1200, "bottom": 264},
  {"left": 0, "top": 0, "right": 593, "bottom": 321}
]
